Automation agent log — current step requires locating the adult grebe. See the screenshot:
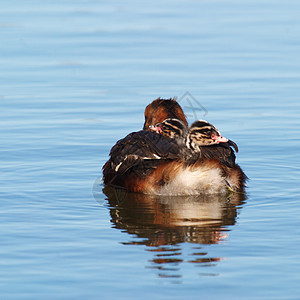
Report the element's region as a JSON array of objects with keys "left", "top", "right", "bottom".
[{"left": 103, "top": 108, "right": 246, "bottom": 194}]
